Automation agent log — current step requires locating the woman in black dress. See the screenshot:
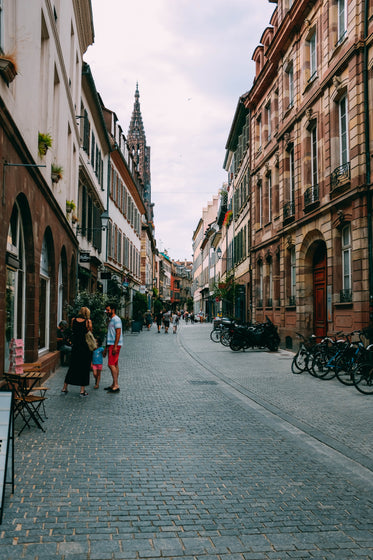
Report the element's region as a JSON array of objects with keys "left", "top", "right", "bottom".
[{"left": 61, "top": 307, "right": 92, "bottom": 397}]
